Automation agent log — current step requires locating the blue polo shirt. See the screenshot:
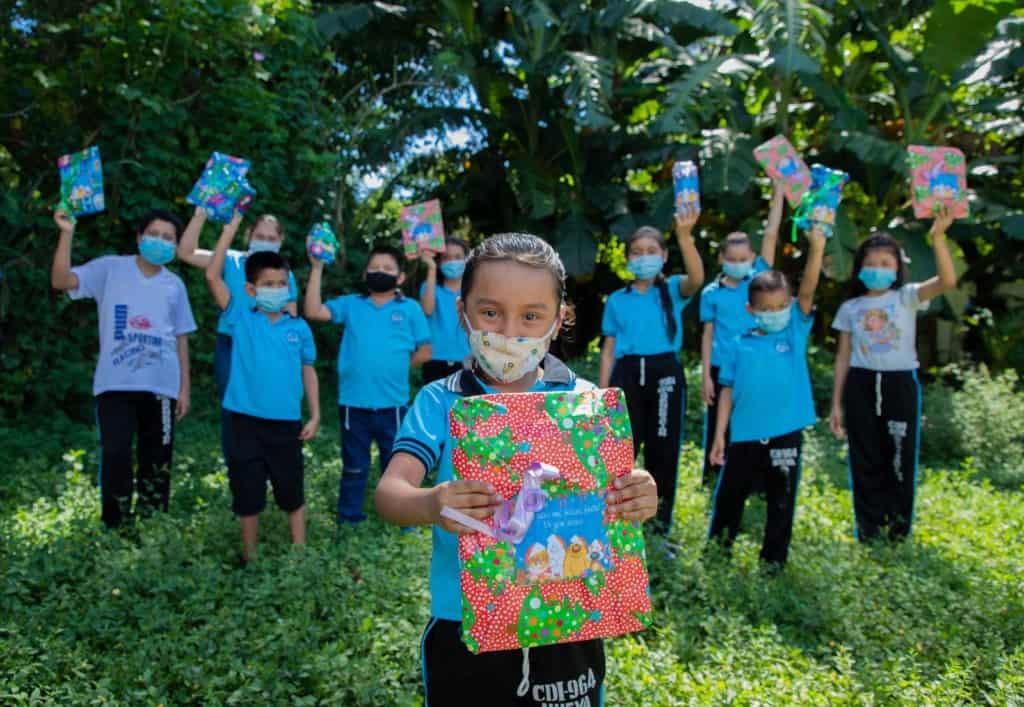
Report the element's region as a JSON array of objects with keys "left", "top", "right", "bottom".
[
  {"left": 221, "top": 299, "right": 316, "bottom": 421},
  {"left": 718, "top": 300, "right": 816, "bottom": 443},
  {"left": 699, "top": 256, "right": 770, "bottom": 367},
  {"left": 217, "top": 250, "right": 298, "bottom": 336},
  {"left": 419, "top": 281, "right": 470, "bottom": 363},
  {"left": 601, "top": 274, "right": 692, "bottom": 358},
  {"left": 325, "top": 293, "right": 430, "bottom": 409},
  {"left": 391, "top": 356, "right": 592, "bottom": 621}
]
